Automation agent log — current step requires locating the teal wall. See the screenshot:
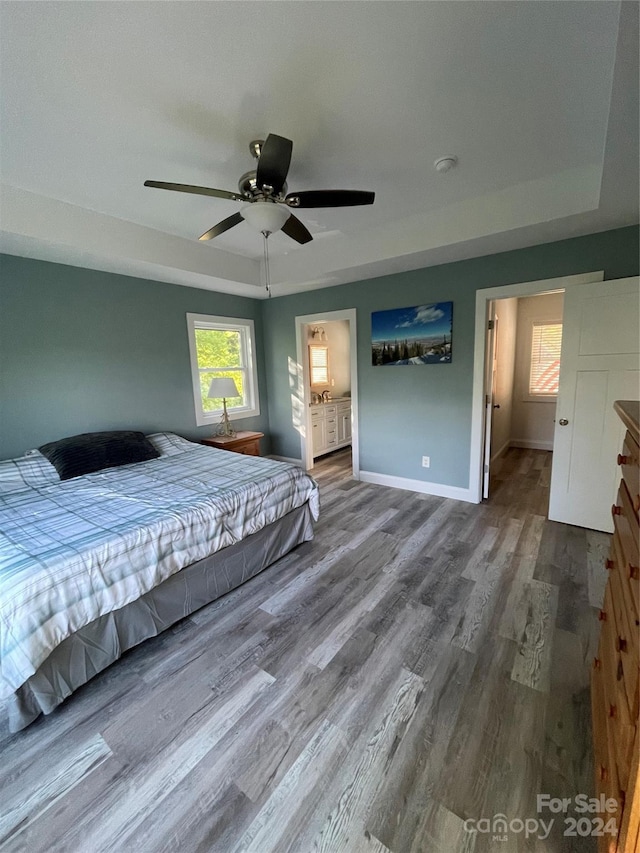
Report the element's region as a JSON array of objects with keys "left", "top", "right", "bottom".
[
  {"left": 0, "top": 255, "right": 269, "bottom": 459},
  {"left": 1, "top": 226, "right": 638, "bottom": 479},
  {"left": 262, "top": 226, "right": 639, "bottom": 488}
]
